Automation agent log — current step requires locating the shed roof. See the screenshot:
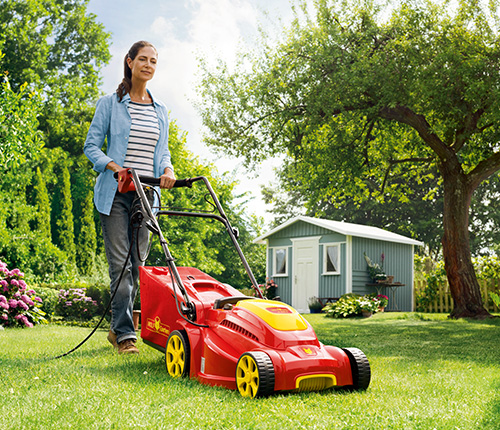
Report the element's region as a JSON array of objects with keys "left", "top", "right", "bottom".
[{"left": 254, "top": 216, "right": 424, "bottom": 246}]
